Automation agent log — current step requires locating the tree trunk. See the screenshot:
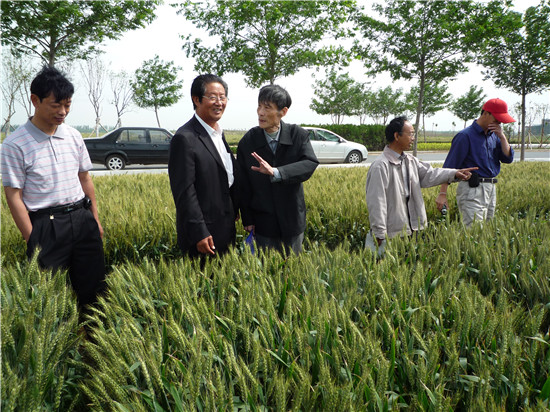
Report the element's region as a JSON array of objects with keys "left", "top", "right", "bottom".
[
  {"left": 422, "top": 114, "right": 426, "bottom": 144},
  {"left": 155, "top": 106, "right": 161, "bottom": 127},
  {"left": 2, "top": 118, "right": 12, "bottom": 137},
  {"left": 541, "top": 118, "right": 547, "bottom": 148},
  {"left": 413, "top": 71, "right": 425, "bottom": 157},
  {"left": 520, "top": 91, "right": 526, "bottom": 162},
  {"left": 95, "top": 117, "right": 101, "bottom": 138}
]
